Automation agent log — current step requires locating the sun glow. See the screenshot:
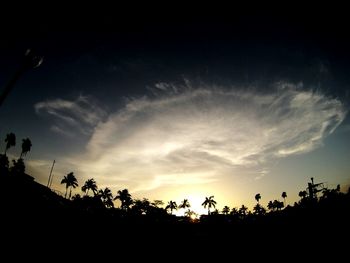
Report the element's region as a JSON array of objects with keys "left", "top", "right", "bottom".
[{"left": 175, "top": 194, "right": 211, "bottom": 216}]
